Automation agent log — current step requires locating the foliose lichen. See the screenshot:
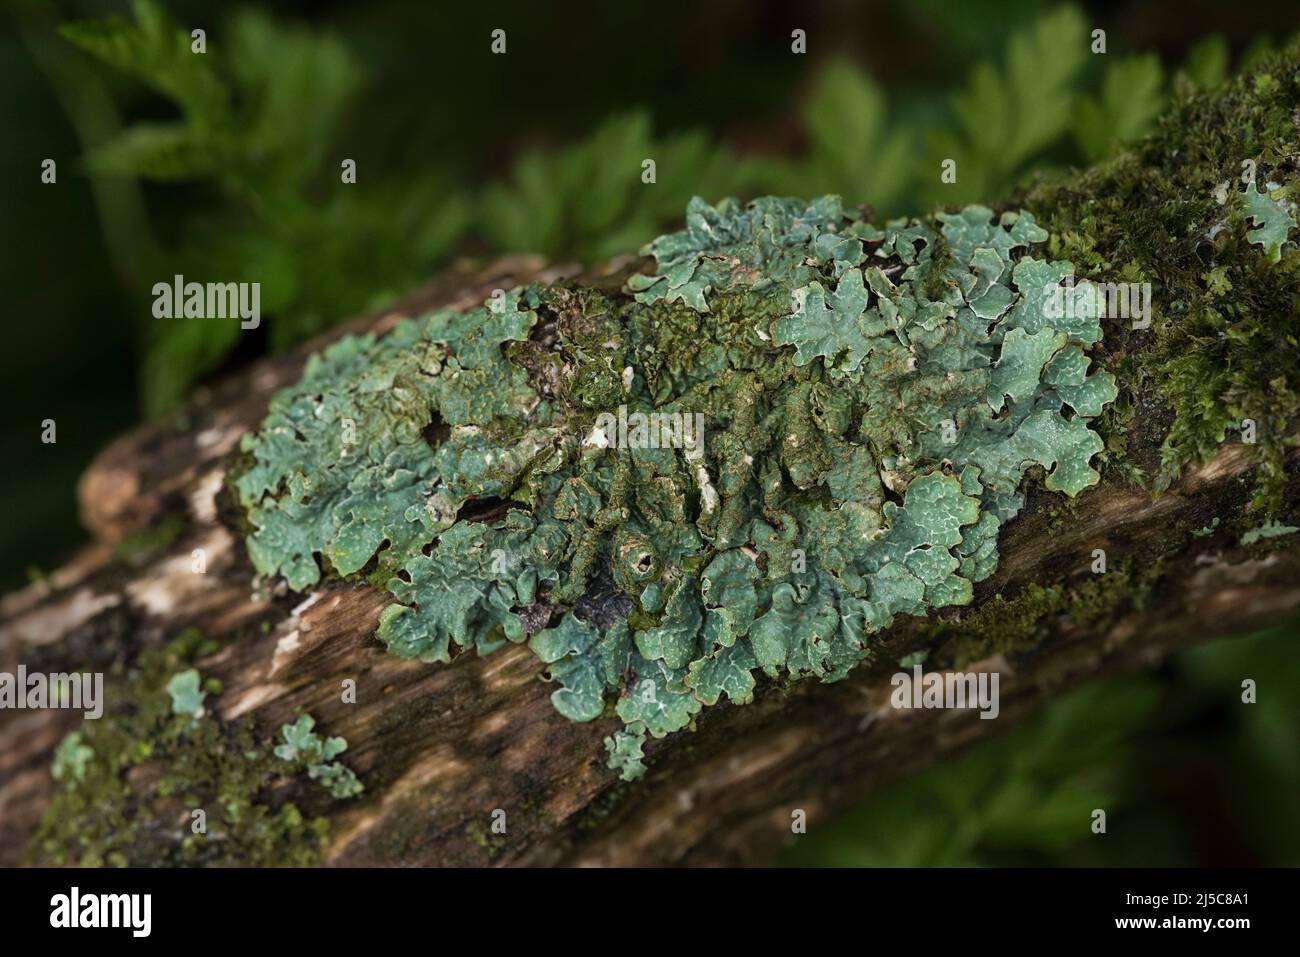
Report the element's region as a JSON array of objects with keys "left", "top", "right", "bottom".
[
  {"left": 166, "top": 667, "right": 206, "bottom": 718},
  {"left": 1240, "top": 519, "right": 1299, "bottom": 545},
  {"left": 27, "top": 630, "right": 354, "bottom": 867},
  {"left": 234, "top": 195, "right": 1119, "bottom": 781},
  {"left": 274, "top": 714, "right": 365, "bottom": 799},
  {"left": 1242, "top": 180, "right": 1298, "bottom": 263},
  {"left": 51, "top": 730, "right": 94, "bottom": 783}
]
